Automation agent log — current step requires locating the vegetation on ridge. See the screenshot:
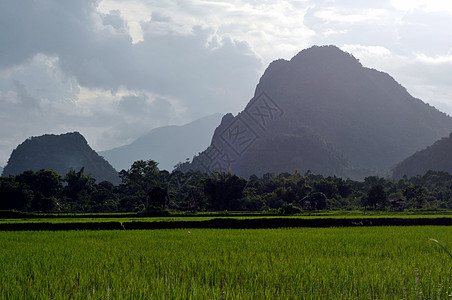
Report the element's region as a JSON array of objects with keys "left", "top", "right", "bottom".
[{"left": 2, "top": 159, "right": 452, "bottom": 213}]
